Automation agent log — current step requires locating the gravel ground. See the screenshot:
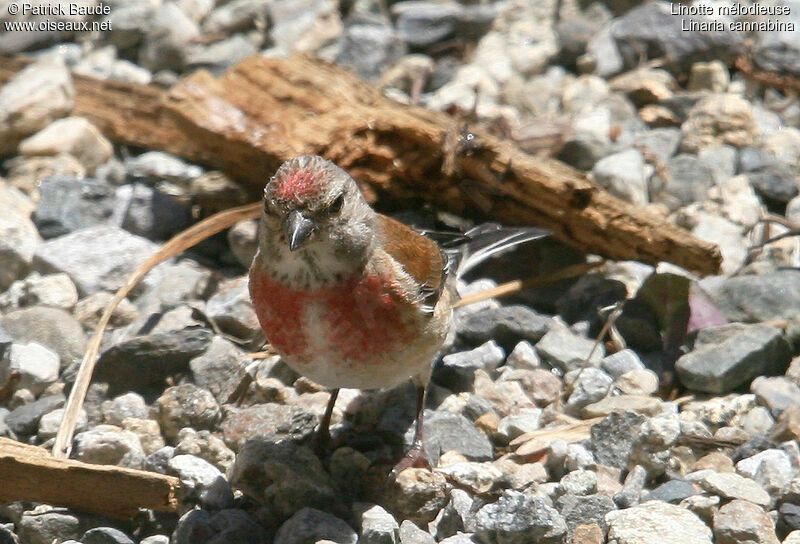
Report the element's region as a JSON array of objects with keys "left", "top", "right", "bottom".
[{"left": 1, "top": 0, "right": 800, "bottom": 543}]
